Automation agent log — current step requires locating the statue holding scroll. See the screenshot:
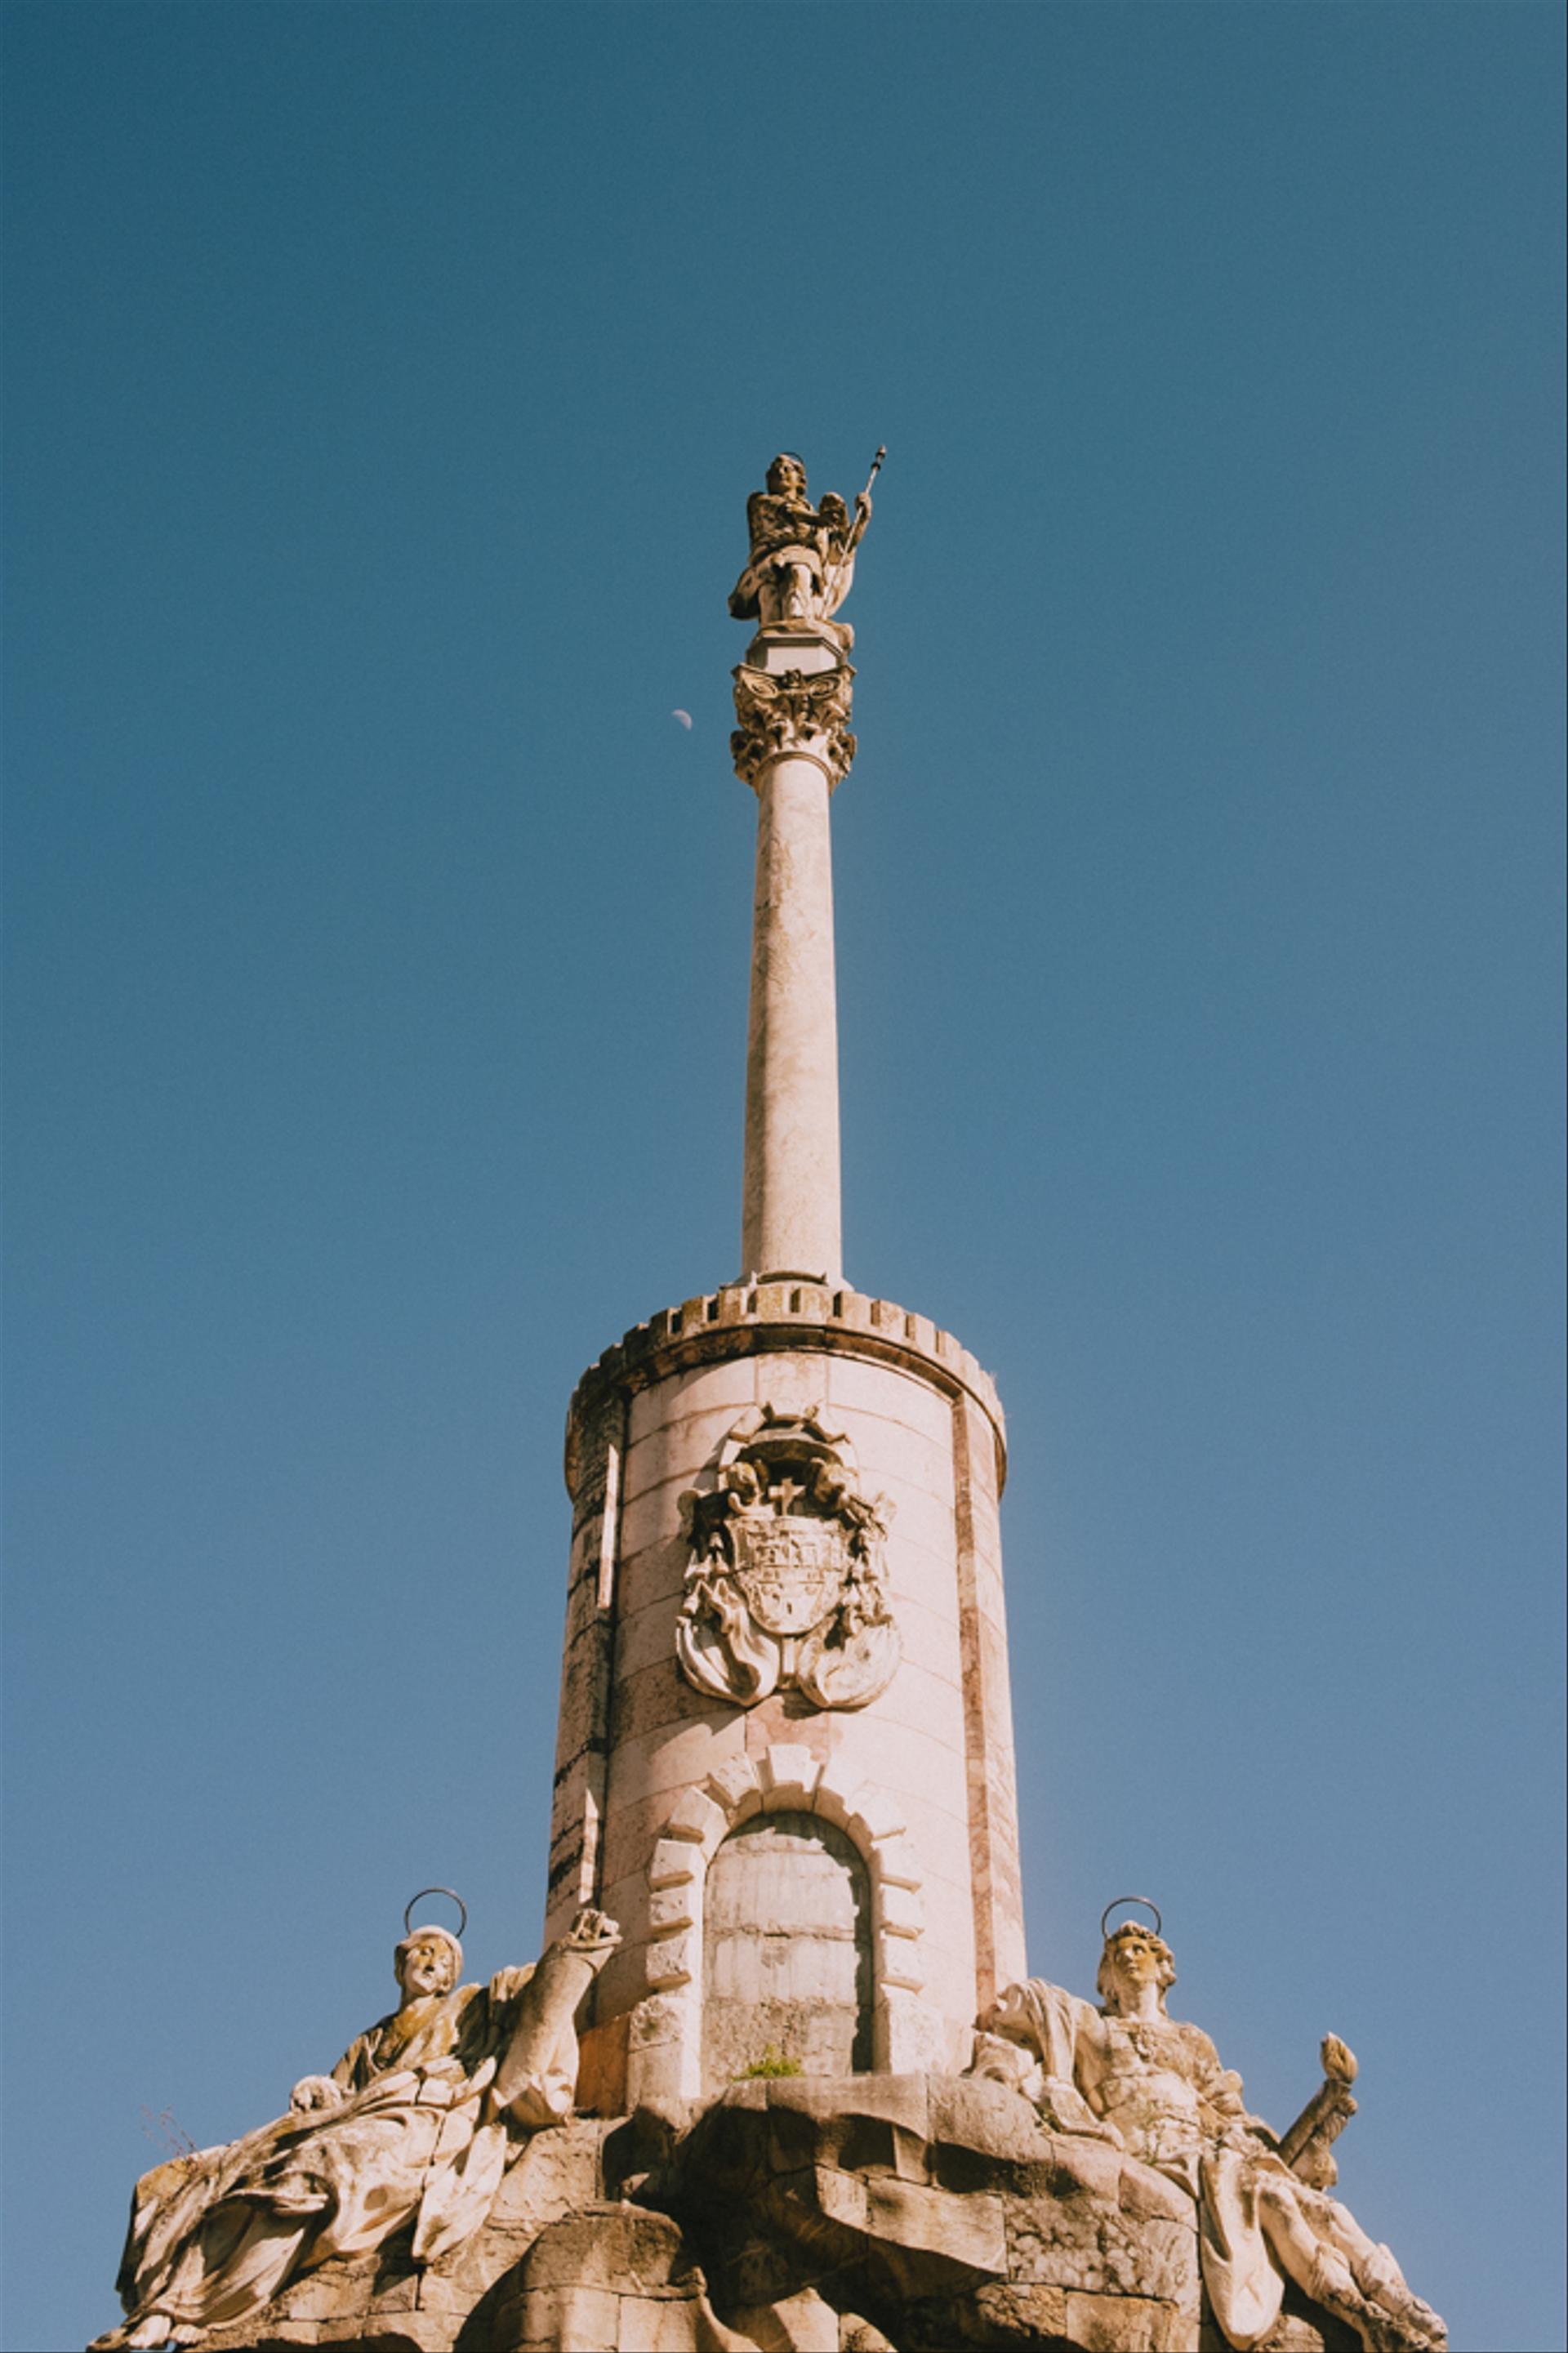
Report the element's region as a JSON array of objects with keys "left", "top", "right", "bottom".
[
  {"left": 92, "top": 1904, "right": 619, "bottom": 2351},
  {"left": 971, "top": 1908, "right": 1446, "bottom": 2353}
]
